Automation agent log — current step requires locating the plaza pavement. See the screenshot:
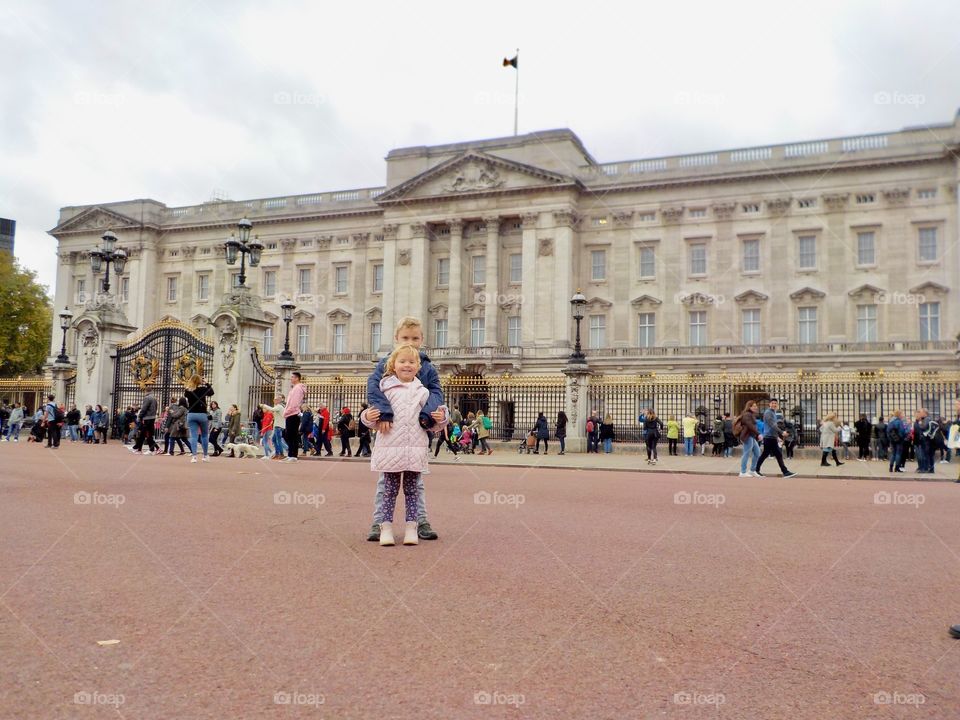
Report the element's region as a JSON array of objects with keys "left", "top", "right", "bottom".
[{"left": 1, "top": 441, "right": 958, "bottom": 719}]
